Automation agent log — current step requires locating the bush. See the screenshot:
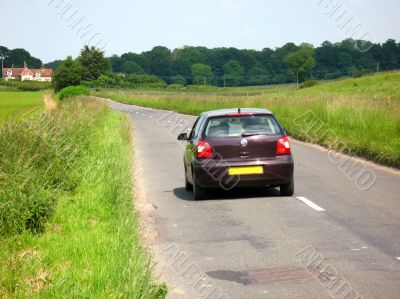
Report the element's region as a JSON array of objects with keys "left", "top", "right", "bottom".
[
  {"left": 58, "top": 86, "right": 90, "bottom": 100},
  {"left": 351, "top": 68, "right": 370, "bottom": 78},
  {"left": 0, "top": 79, "right": 52, "bottom": 91},
  {"left": 170, "top": 75, "right": 187, "bottom": 85},
  {"left": 167, "top": 83, "right": 184, "bottom": 90},
  {"left": 300, "top": 80, "right": 318, "bottom": 89},
  {"left": 53, "top": 56, "right": 84, "bottom": 91}
]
